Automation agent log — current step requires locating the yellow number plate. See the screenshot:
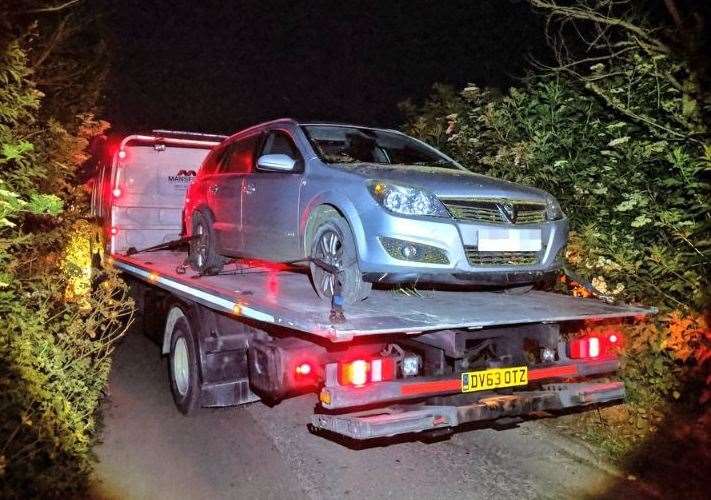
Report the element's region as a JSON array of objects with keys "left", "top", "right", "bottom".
[{"left": 461, "top": 366, "right": 528, "bottom": 393}]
